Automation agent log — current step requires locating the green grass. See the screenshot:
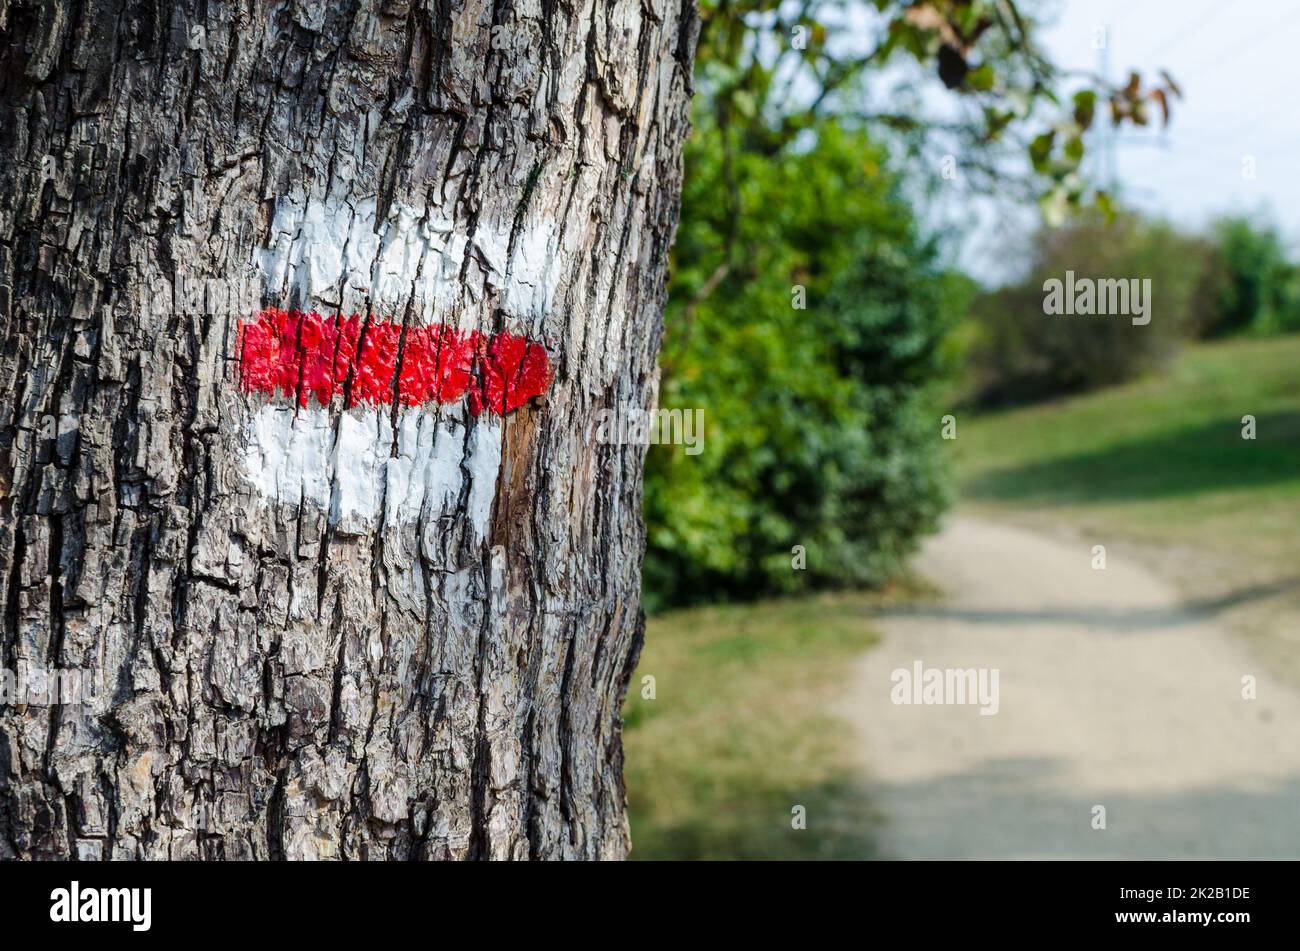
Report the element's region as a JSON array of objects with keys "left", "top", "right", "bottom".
[
  {"left": 622, "top": 335, "right": 1300, "bottom": 859},
  {"left": 623, "top": 594, "right": 885, "bottom": 860},
  {"left": 955, "top": 335, "right": 1300, "bottom": 565}
]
